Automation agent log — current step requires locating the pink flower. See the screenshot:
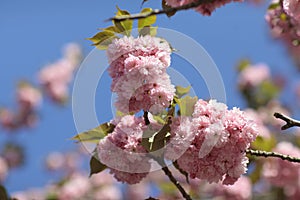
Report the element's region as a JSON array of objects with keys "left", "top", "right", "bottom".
[
  {"left": 0, "top": 108, "right": 15, "bottom": 130},
  {"left": 176, "top": 100, "right": 258, "bottom": 185},
  {"left": 266, "top": 0, "right": 300, "bottom": 67},
  {"left": 263, "top": 142, "right": 300, "bottom": 190},
  {"left": 98, "top": 115, "right": 151, "bottom": 184},
  {"left": 165, "top": 116, "right": 196, "bottom": 161},
  {"left": 238, "top": 63, "right": 270, "bottom": 87},
  {"left": 0, "top": 156, "right": 8, "bottom": 183},
  {"left": 107, "top": 36, "right": 175, "bottom": 114},
  {"left": 165, "top": 0, "right": 243, "bottom": 16},
  {"left": 45, "top": 152, "right": 65, "bottom": 171},
  {"left": 58, "top": 173, "right": 91, "bottom": 200},
  {"left": 93, "top": 185, "right": 122, "bottom": 200},
  {"left": 38, "top": 43, "right": 81, "bottom": 103},
  {"left": 283, "top": 0, "right": 300, "bottom": 22},
  {"left": 244, "top": 109, "right": 271, "bottom": 138},
  {"left": 17, "top": 83, "right": 42, "bottom": 109},
  {"left": 207, "top": 176, "right": 252, "bottom": 200}
]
